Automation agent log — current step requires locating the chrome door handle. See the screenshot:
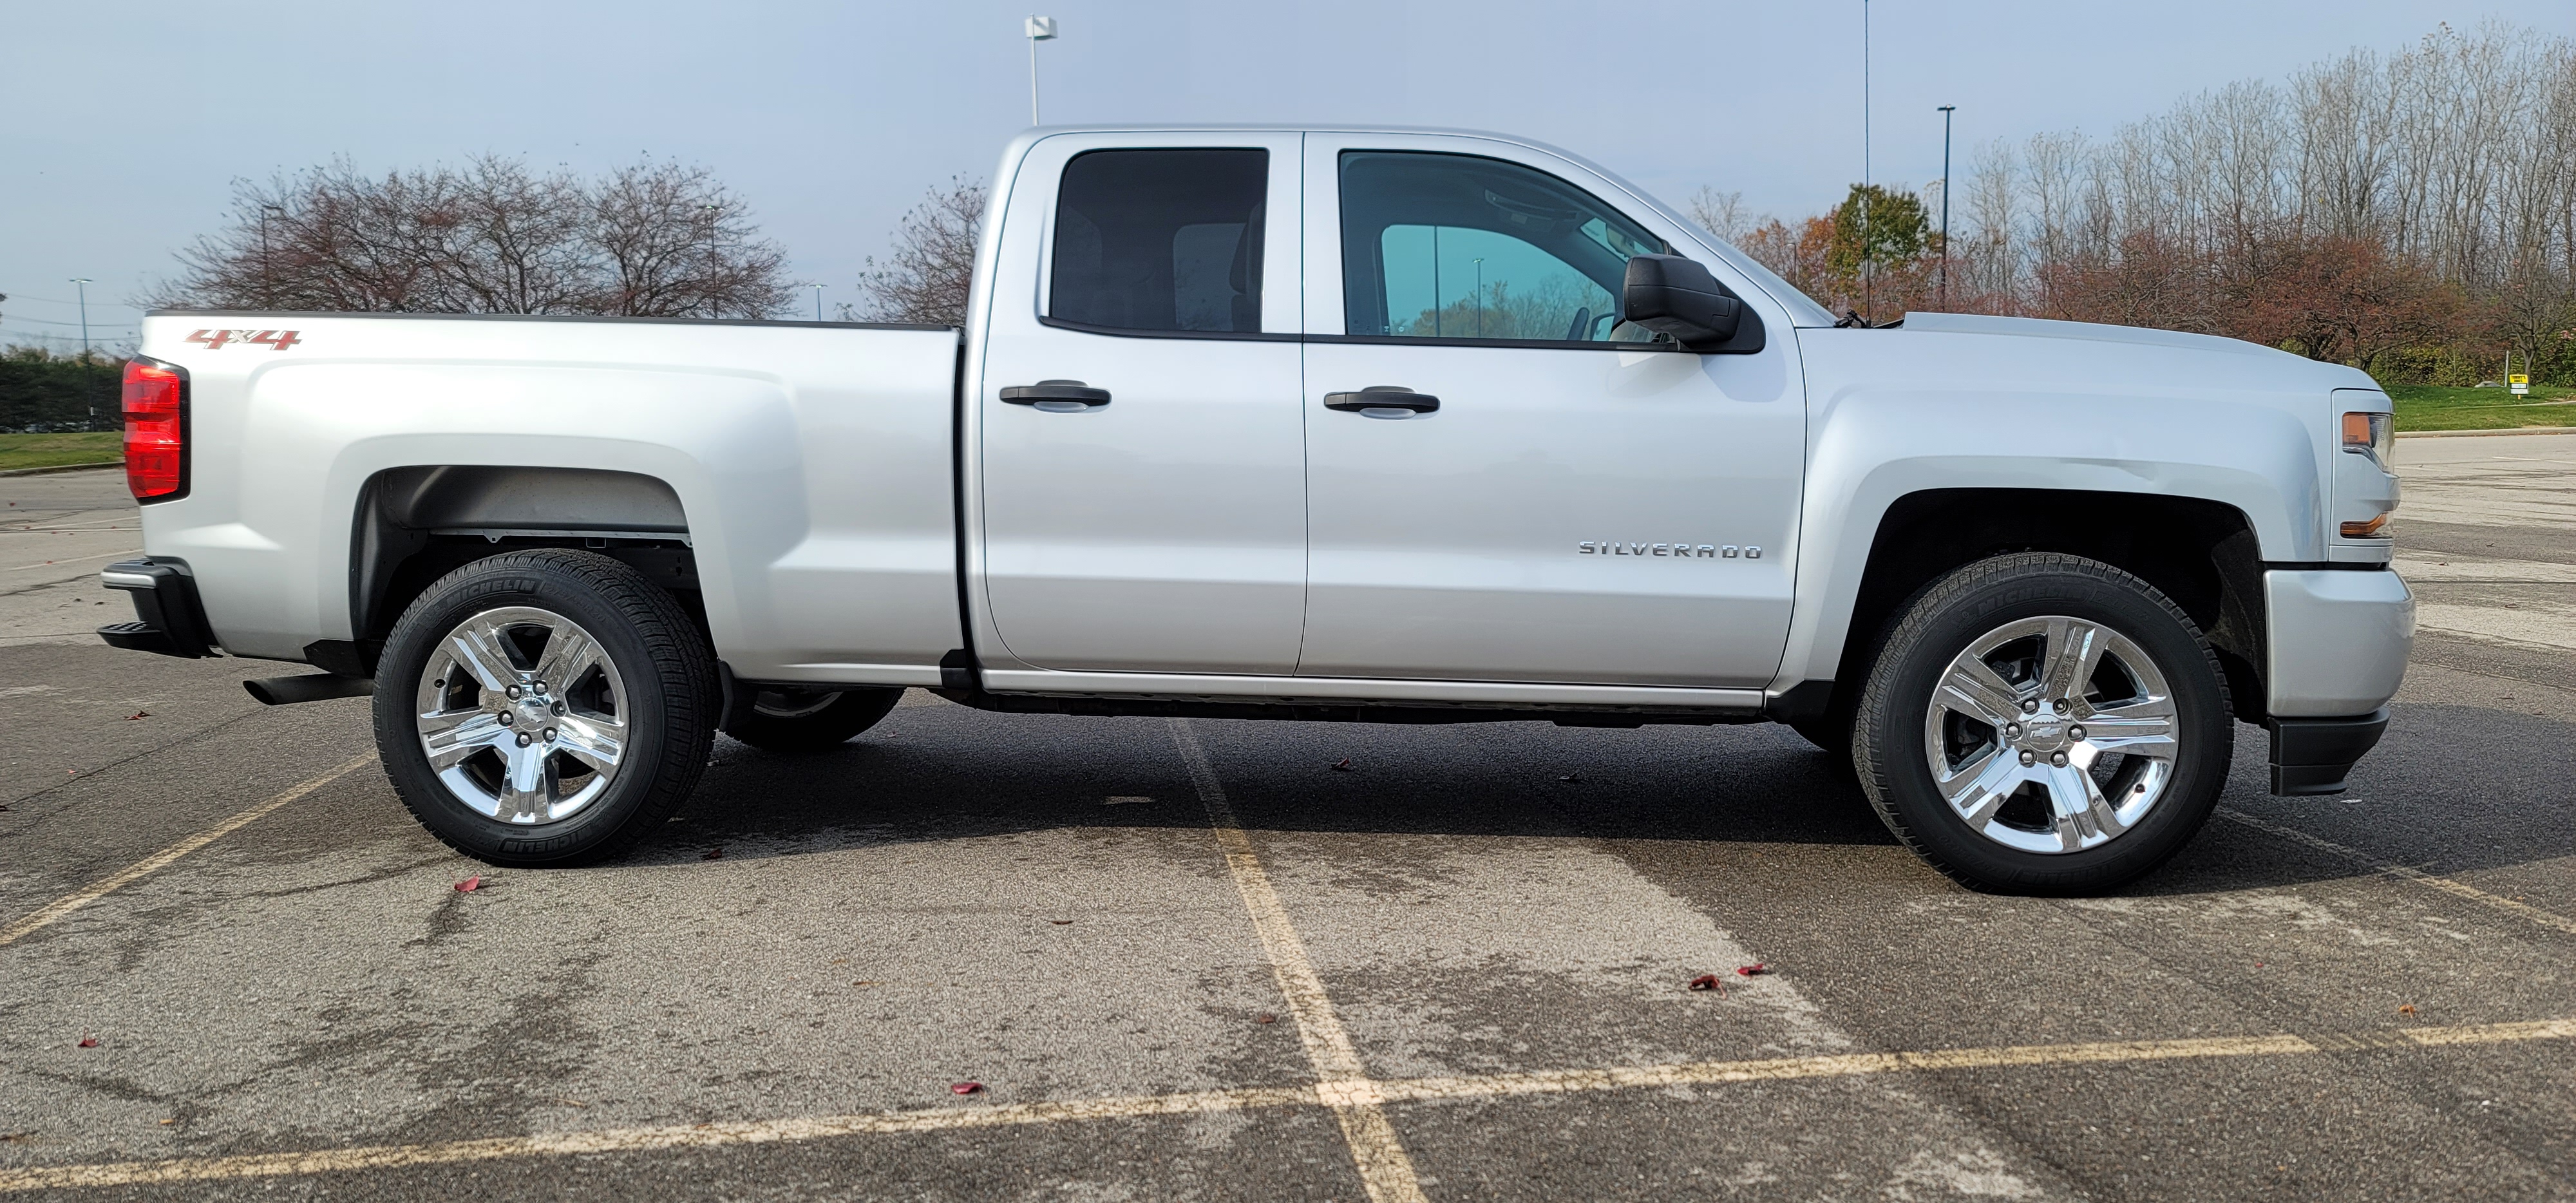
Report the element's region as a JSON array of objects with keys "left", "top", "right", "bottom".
[
  {"left": 1323, "top": 385, "right": 1439, "bottom": 417},
  {"left": 1001, "top": 379, "right": 1112, "bottom": 411}
]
